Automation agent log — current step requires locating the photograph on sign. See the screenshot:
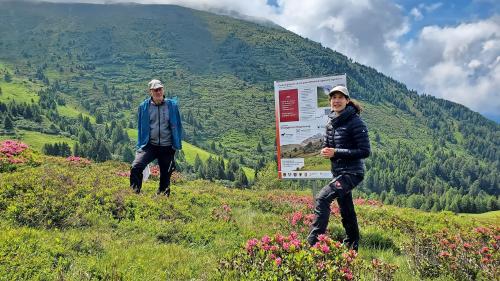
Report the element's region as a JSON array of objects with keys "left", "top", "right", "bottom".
[{"left": 274, "top": 75, "right": 346, "bottom": 179}]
